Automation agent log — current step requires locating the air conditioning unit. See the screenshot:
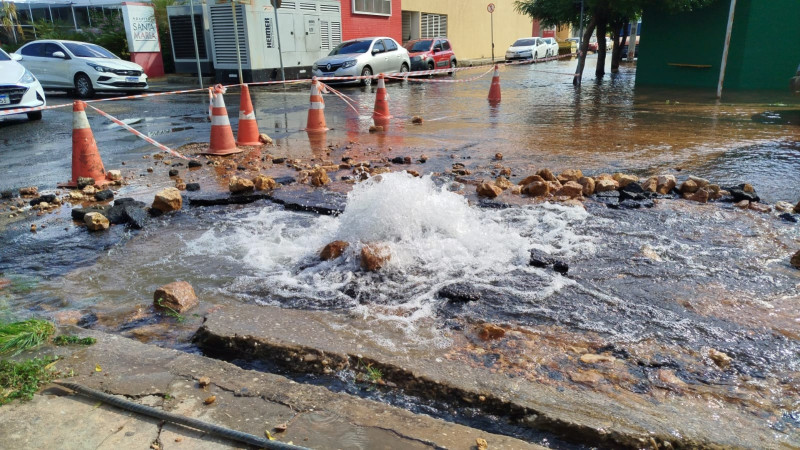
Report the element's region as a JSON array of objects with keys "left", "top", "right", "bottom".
[
  {"left": 167, "top": 4, "right": 213, "bottom": 75},
  {"left": 207, "top": 0, "right": 341, "bottom": 82}
]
